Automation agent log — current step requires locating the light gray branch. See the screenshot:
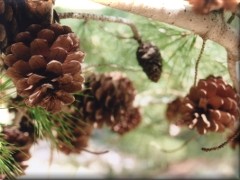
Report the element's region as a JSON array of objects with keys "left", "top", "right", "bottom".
[{"left": 91, "top": 0, "right": 239, "bottom": 88}]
